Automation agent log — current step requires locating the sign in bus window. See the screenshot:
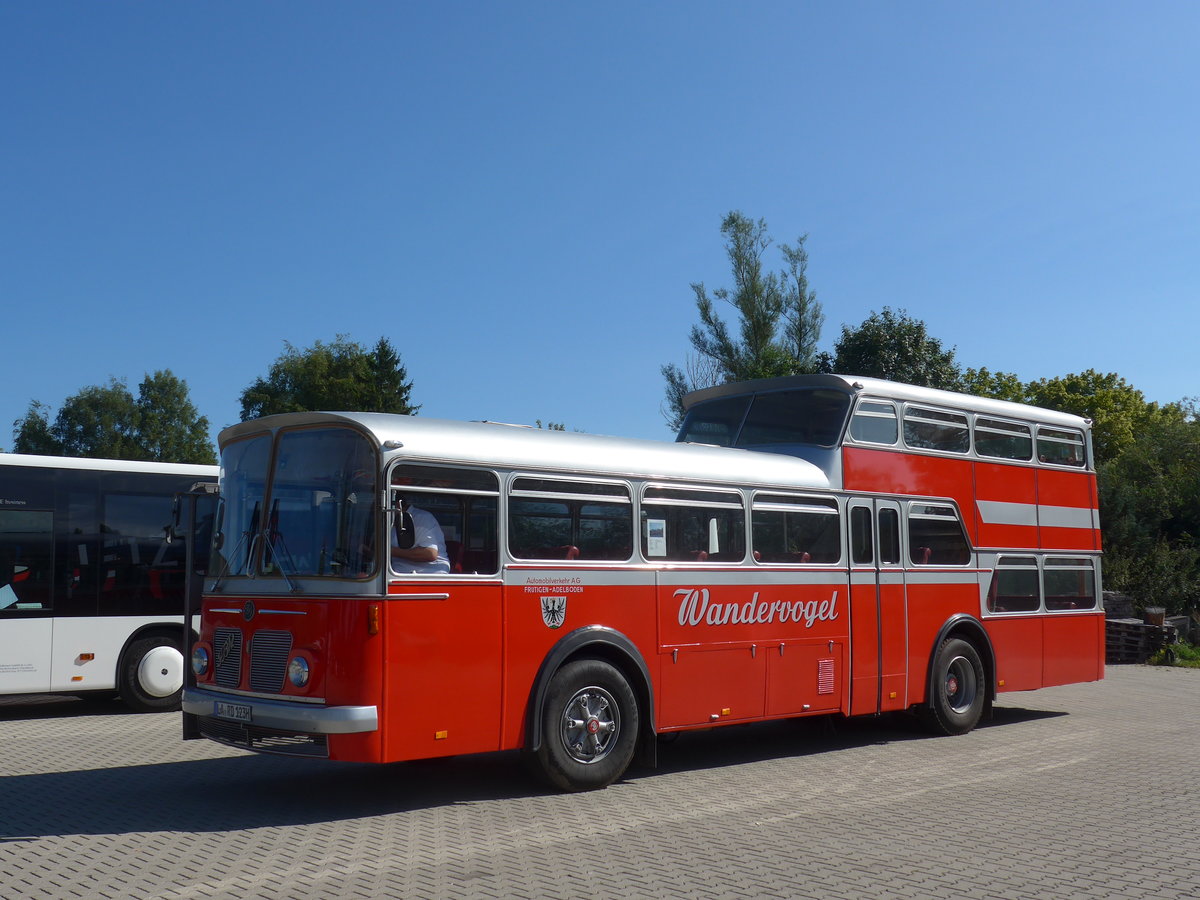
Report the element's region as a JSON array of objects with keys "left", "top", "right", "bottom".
[
  {"left": 975, "top": 417, "right": 1033, "bottom": 461},
  {"left": 1044, "top": 557, "right": 1096, "bottom": 610},
  {"left": 850, "top": 400, "right": 898, "bottom": 445},
  {"left": 988, "top": 556, "right": 1040, "bottom": 612},
  {"left": 641, "top": 487, "right": 744, "bottom": 563},
  {"left": 903, "top": 406, "right": 970, "bottom": 454}
]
